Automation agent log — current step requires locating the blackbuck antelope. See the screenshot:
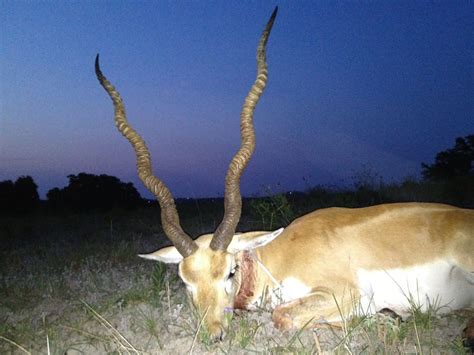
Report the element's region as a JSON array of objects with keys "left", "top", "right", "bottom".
[{"left": 96, "top": 7, "right": 474, "bottom": 343}]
